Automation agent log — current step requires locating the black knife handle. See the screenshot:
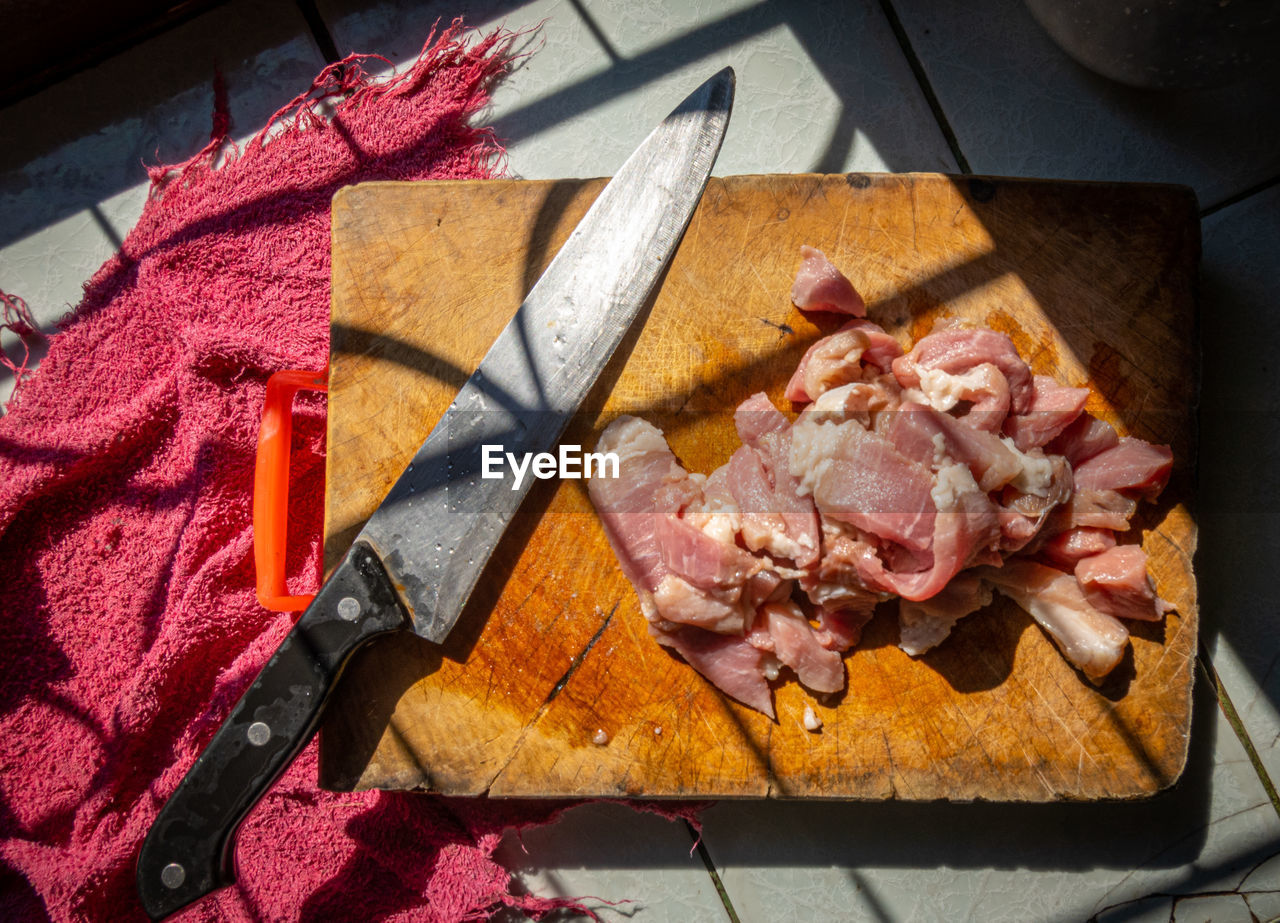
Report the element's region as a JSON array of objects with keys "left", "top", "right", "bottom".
[{"left": 136, "top": 540, "right": 408, "bottom": 919}]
